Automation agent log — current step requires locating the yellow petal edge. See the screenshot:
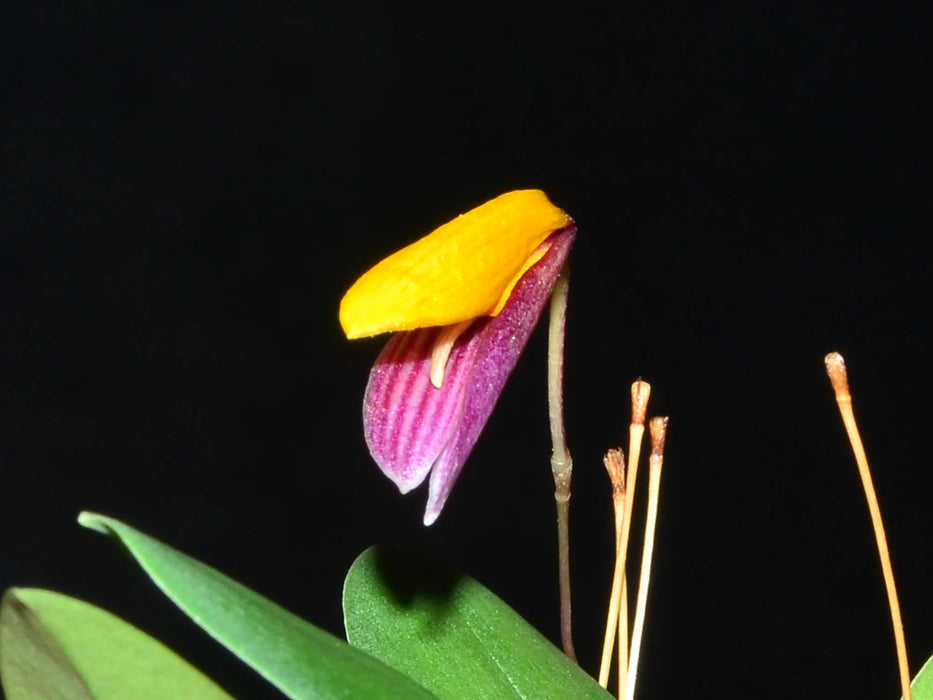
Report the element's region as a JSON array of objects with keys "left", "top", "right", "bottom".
[{"left": 339, "top": 189, "right": 571, "bottom": 339}]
